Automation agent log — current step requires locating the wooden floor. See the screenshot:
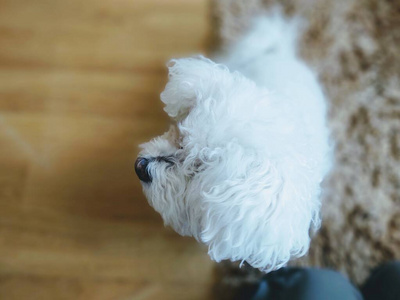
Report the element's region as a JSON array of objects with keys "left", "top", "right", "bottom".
[{"left": 0, "top": 0, "right": 213, "bottom": 299}]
